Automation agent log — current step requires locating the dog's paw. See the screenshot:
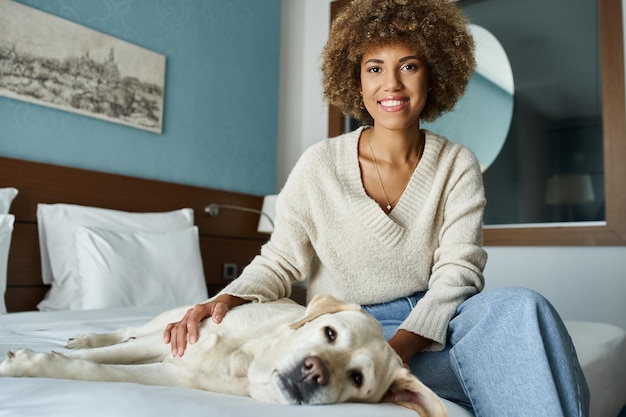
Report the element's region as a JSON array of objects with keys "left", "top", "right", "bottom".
[
  {"left": 0, "top": 348, "right": 58, "bottom": 377},
  {"left": 66, "top": 334, "right": 92, "bottom": 349}
]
